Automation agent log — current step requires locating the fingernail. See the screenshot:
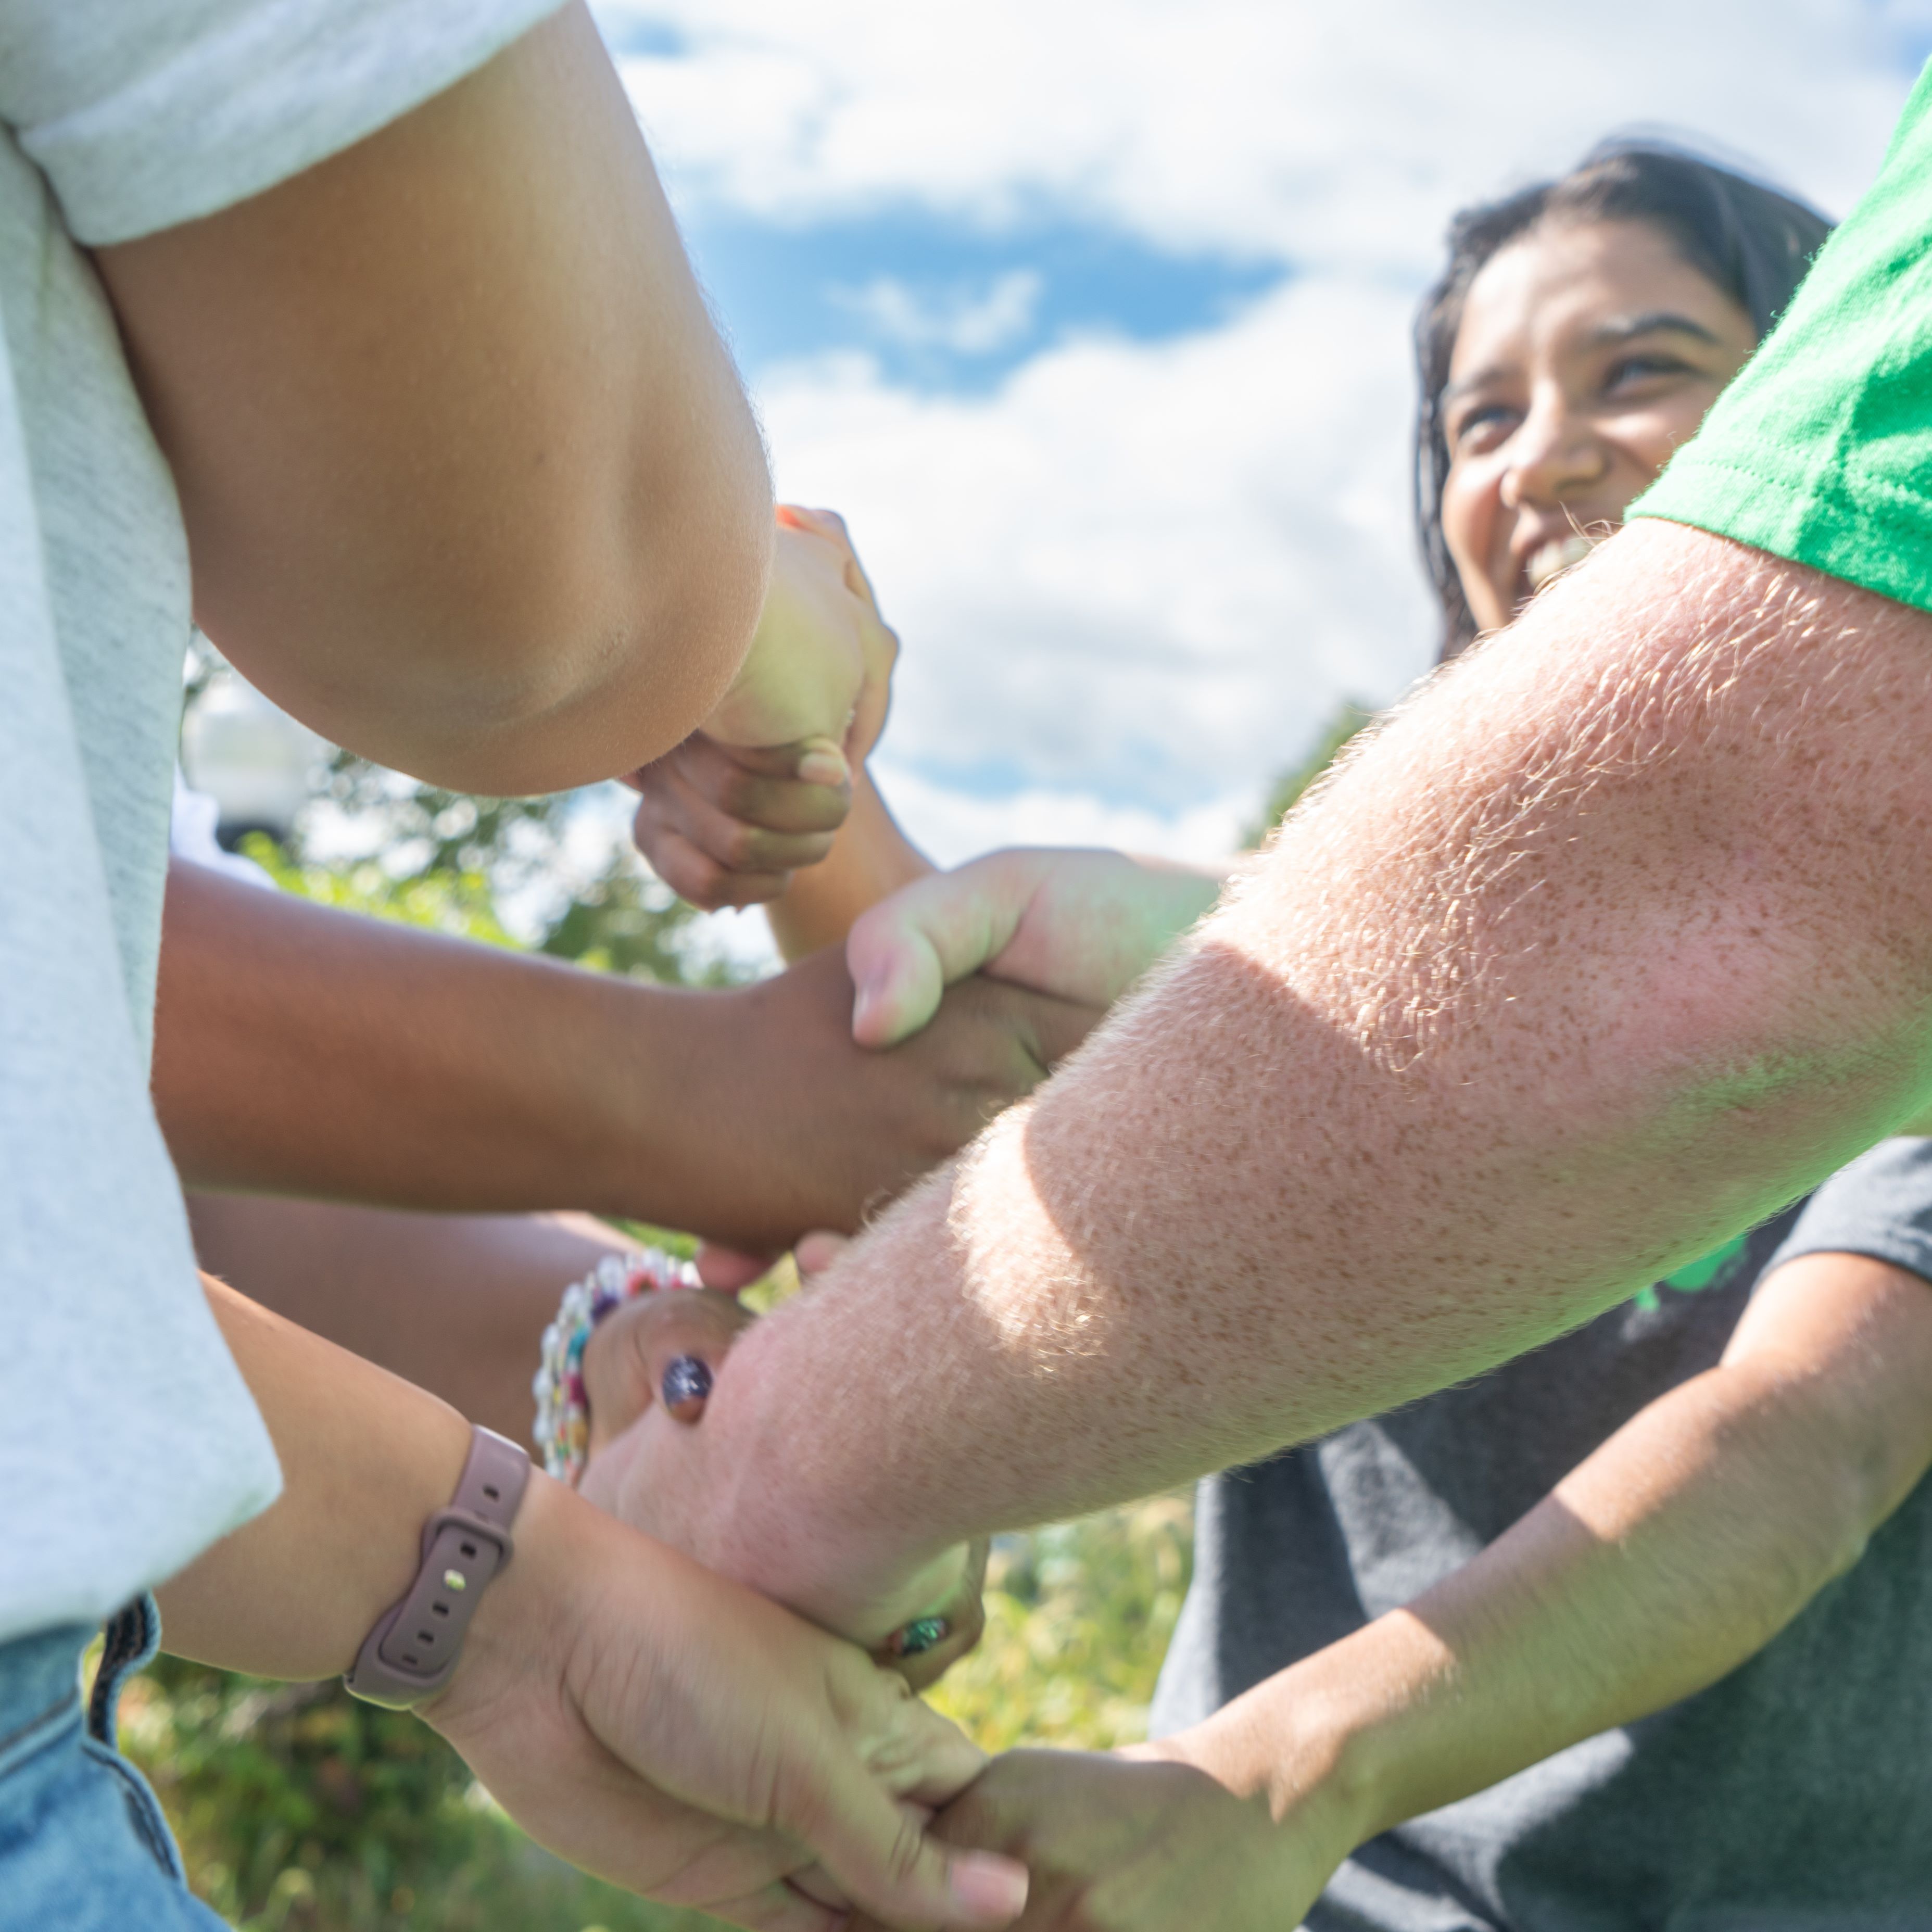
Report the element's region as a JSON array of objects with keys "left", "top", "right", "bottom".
[
  {"left": 948, "top": 1852, "right": 1029, "bottom": 1925},
  {"left": 795, "top": 738, "right": 850, "bottom": 788},
  {"left": 891, "top": 1617, "right": 949, "bottom": 1659},
  {"left": 851, "top": 980, "right": 888, "bottom": 1044},
  {"left": 661, "top": 1356, "right": 713, "bottom": 1422}
]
